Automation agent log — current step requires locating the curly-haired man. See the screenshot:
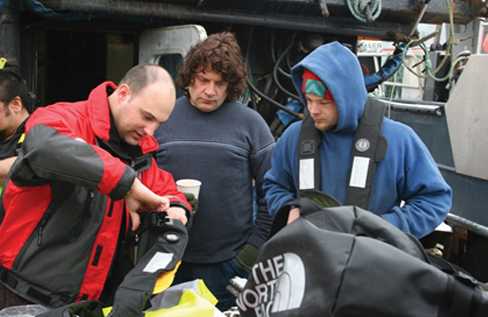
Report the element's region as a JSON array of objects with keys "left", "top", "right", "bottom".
[{"left": 155, "top": 32, "right": 274, "bottom": 310}]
